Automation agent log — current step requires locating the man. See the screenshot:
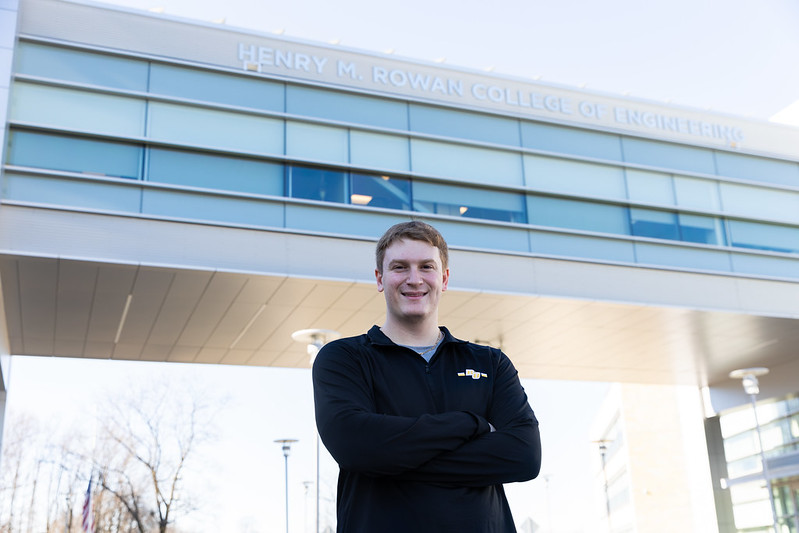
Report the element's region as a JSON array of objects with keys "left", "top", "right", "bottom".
[{"left": 312, "top": 220, "right": 541, "bottom": 532}]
